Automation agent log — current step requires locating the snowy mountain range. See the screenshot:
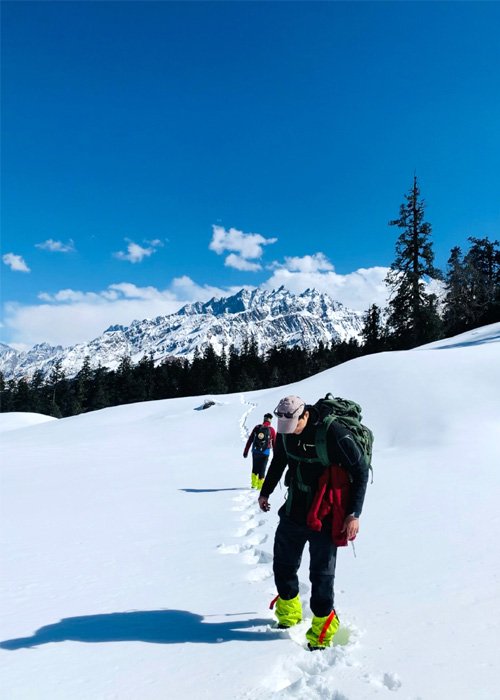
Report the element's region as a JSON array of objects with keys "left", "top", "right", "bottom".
[{"left": 0, "top": 287, "right": 365, "bottom": 380}]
